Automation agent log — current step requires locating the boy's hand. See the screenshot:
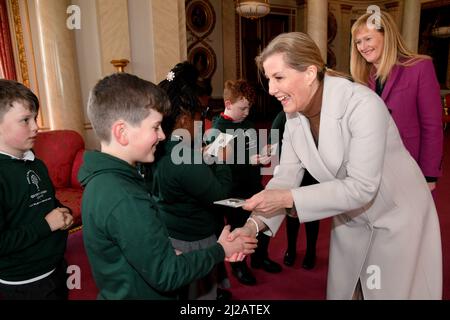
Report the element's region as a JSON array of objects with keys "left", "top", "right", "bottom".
[
  {"left": 45, "top": 207, "right": 73, "bottom": 231},
  {"left": 217, "top": 225, "right": 257, "bottom": 259},
  {"left": 225, "top": 252, "right": 246, "bottom": 262},
  {"left": 225, "top": 225, "right": 256, "bottom": 263},
  {"left": 61, "top": 211, "right": 74, "bottom": 230},
  {"left": 249, "top": 154, "right": 271, "bottom": 166},
  {"left": 217, "top": 145, "right": 231, "bottom": 163},
  {"left": 203, "top": 144, "right": 232, "bottom": 163},
  {"left": 251, "top": 144, "right": 273, "bottom": 166}
]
